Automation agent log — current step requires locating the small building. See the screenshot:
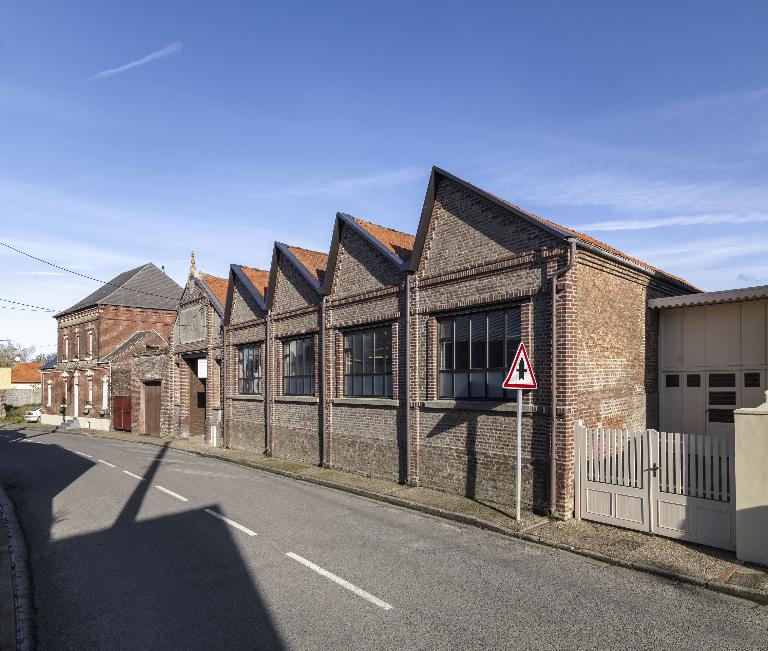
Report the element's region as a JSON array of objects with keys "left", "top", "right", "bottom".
[
  {"left": 651, "top": 285, "right": 768, "bottom": 435},
  {"left": 10, "top": 362, "right": 43, "bottom": 389},
  {"left": 40, "top": 263, "right": 182, "bottom": 429},
  {"left": 169, "top": 254, "right": 228, "bottom": 441}
]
